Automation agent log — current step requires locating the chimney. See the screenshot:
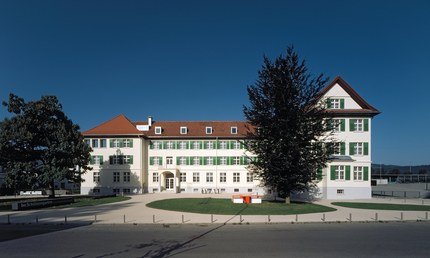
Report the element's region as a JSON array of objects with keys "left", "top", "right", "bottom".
[{"left": 148, "top": 116, "right": 153, "bottom": 127}]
